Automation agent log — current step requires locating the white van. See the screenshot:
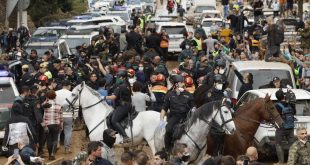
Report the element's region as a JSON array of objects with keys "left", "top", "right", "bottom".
[
  {"left": 25, "top": 39, "right": 72, "bottom": 59},
  {"left": 155, "top": 22, "right": 188, "bottom": 54},
  {"left": 236, "top": 88, "right": 310, "bottom": 155},
  {"left": 226, "top": 61, "right": 296, "bottom": 104},
  {"left": 60, "top": 30, "right": 99, "bottom": 54}
]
